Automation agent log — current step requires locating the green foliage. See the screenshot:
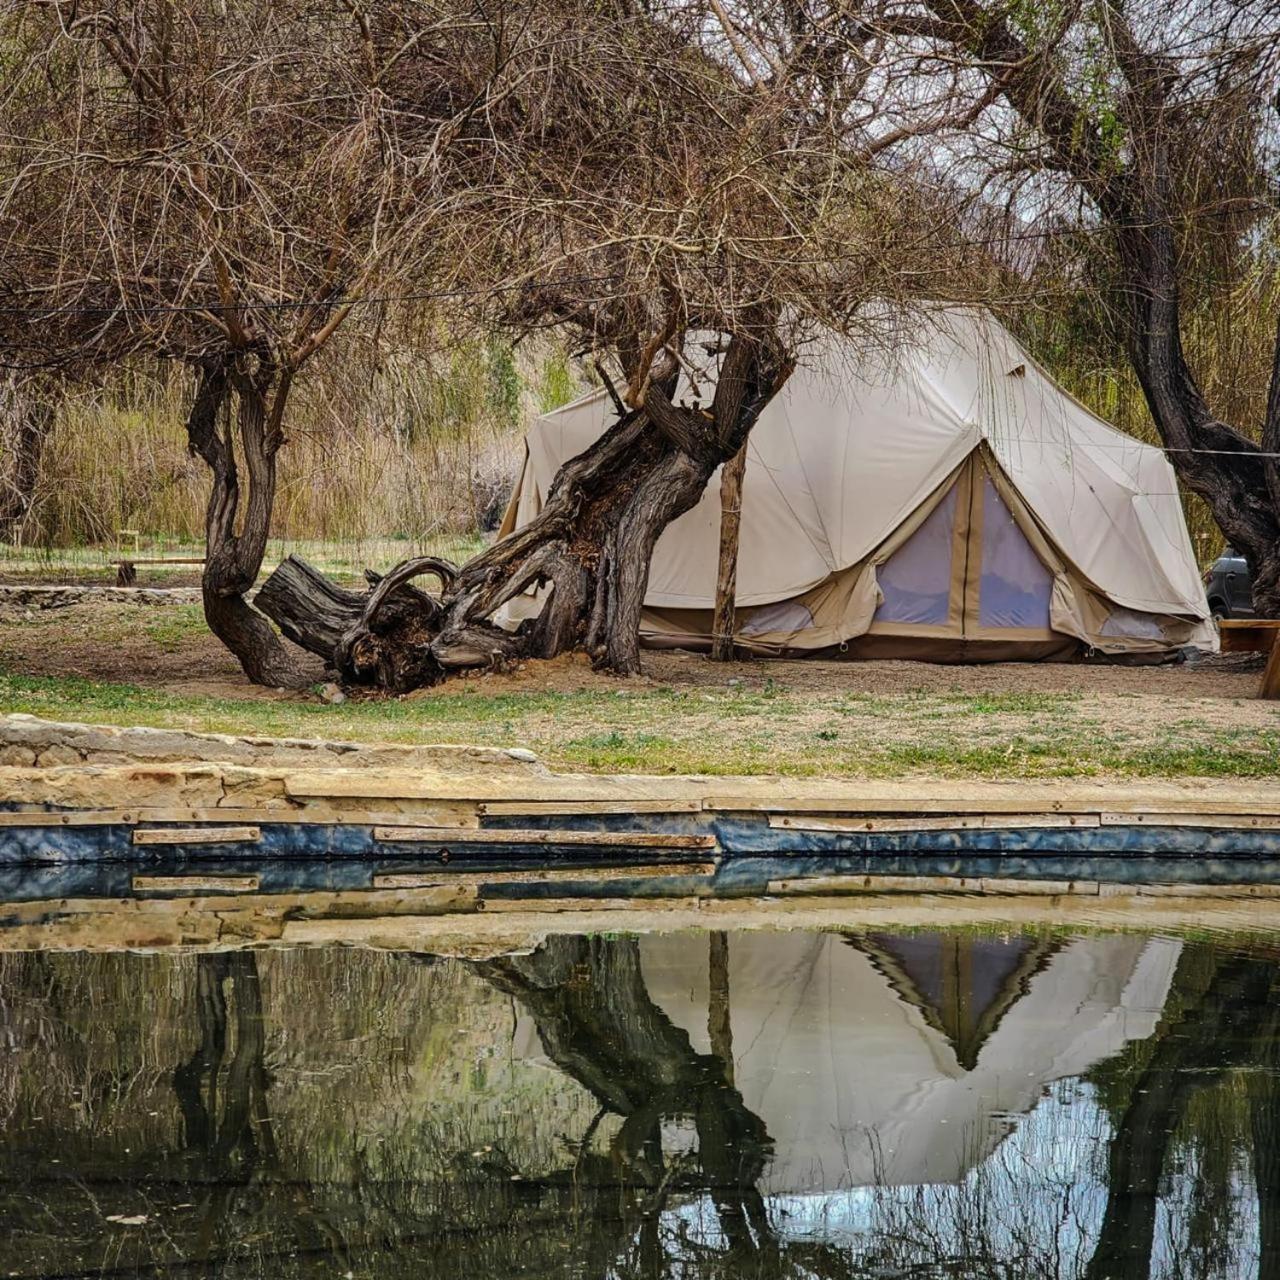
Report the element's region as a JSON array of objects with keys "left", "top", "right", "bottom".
[{"left": 536, "top": 351, "right": 578, "bottom": 413}]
